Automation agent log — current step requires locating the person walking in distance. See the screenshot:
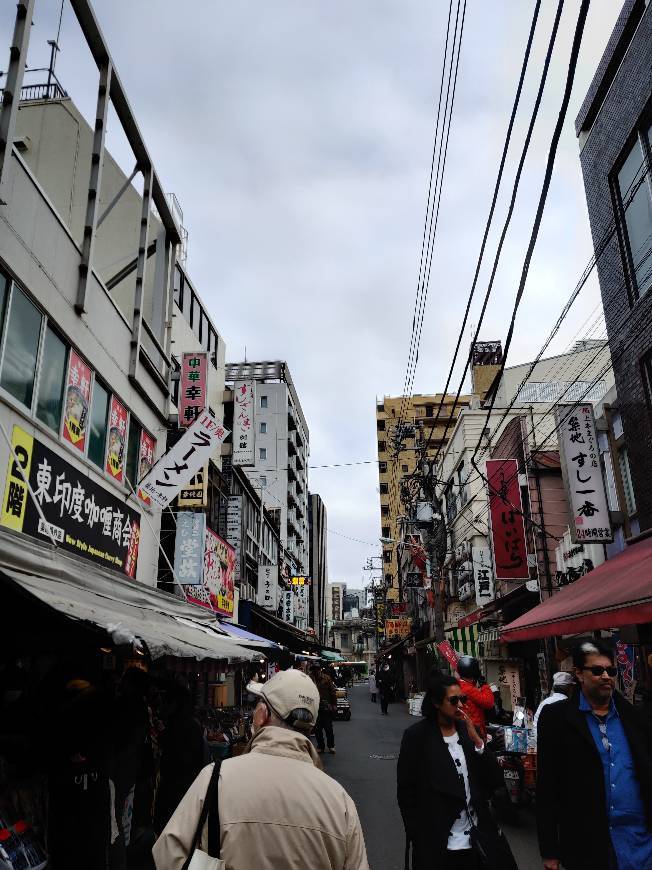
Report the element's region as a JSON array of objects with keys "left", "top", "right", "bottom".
[
  {"left": 310, "top": 664, "right": 337, "bottom": 754},
  {"left": 397, "top": 674, "right": 515, "bottom": 870},
  {"left": 454, "top": 656, "right": 495, "bottom": 741},
  {"left": 537, "top": 642, "right": 652, "bottom": 870},
  {"left": 153, "top": 669, "right": 369, "bottom": 869},
  {"left": 532, "top": 671, "right": 574, "bottom": 739},
  {"left": 369, "top": 670, "right": 377, "bottom": 703},
  {"left": 376, "top": 663, "right": 392, "bottom": 715}
]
